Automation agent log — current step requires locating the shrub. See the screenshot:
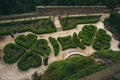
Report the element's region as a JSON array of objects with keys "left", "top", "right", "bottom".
[
  {"left": 3, "top": 43, "right": 26, "bottom": 63},
  {"left": 31, "top": 39, "right": 51, "bottom": 56},
  {"left": 41, "top": 56, "right": 106, "bottom": 80},
  {"left": 73, "top": 32, "right": 86, "bottom": 49},
  {"left": 93, "top": 37, "right": 111, "bottom": 50},
  {"left": 15, "top": 34, "right": 37, "bottom": 49},
  {"left": 17, "top": 51, "right": 42, "bottom": 71},
  {"left": 92, "top": 49, "right": 120, "bottom": 63},
  {"left": 57, "top": 35, "right": 76, "bottom": 50},
  {"left": 49, "top": 37, "right": 60, "bottom": 56},
  {"left": 0, "top": 18, "right": 57, "bottom": 36},
  {"left": 60, "top": 15, "right": 101, "bottom": 30},
  {"left": 96, "top": 29, "right": 111, "bottom": 42}
]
